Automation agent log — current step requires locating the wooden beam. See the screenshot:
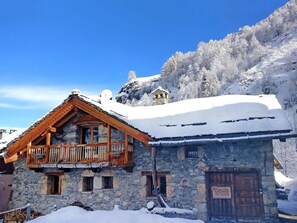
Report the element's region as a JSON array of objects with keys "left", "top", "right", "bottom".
[
  {"left": 71, "top": 97, "right": 152, "bottom": 144},
  {"left": 26, "top": 142, "right": 32, "bottom": 166},
  {"left": 47, "top": 127, "right": 56, "bottom": 133},
  {"left": 124, "top": 134, "right": 129, "bottom": 164},
  {"left": 45, "top": 132, "right": 51, "bottom": 163},
  {"left": 7, "top": 101, "right": 74, "bottom": 158},
  {"left": 4, "top": 154, "right": 18, "bottom": 163},
  {"left": 73, "top": 114, "right": 100, "bottom": 126},
  {"left": 107, "top": 124, "right": 111, "bottom": 162},
  {"left": 55, "top": 110, "right": 77, "bottom": 128},
  {"left": 32, "top": 135, "right": 46, "bottom": 146}
]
